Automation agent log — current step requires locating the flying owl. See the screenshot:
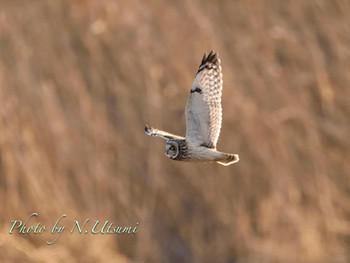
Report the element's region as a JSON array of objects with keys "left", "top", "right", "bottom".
[{"left": 145, "top": 51, "right": 239, "bottom": 166}]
